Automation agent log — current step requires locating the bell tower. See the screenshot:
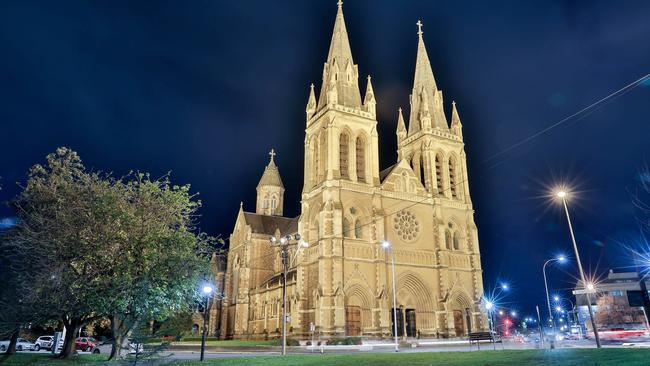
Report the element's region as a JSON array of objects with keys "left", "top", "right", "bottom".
[{"left": 256, "top": 149, "right": 284, "bottom": 216}]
